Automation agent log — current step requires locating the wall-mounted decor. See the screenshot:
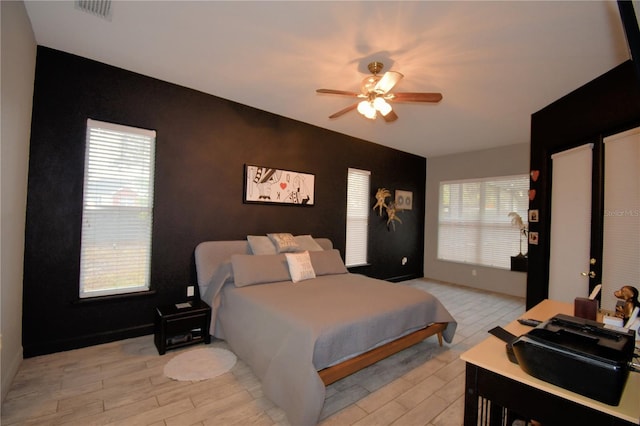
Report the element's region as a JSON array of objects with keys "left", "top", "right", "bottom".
[
  {"left": 529, "top": 209, "right": 539, "bottom": 223},
  {"left": 244, "top": 165, "right": 314, "bottom": 205},
  {"left": 374, "top": 188, "right": 402, "bottom": 231},
  {"left": 395, "top": 190, "right": 413, "bottom": 210},
  {"left": 528, "top": 231, "right": 539, "bottom": 245}
]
